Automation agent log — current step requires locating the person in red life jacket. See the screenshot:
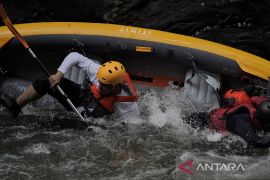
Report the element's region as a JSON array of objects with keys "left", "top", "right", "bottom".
[
  {"left": 0, "top": 52, "right": 140, "bottom": 119},
  {"left": 185, "top": 89, "right": 270, "bottom": 148}
]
